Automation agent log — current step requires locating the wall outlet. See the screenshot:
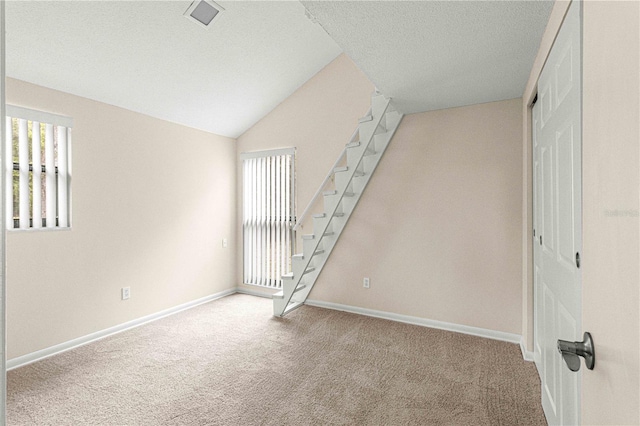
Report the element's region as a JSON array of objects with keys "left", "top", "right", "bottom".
[
  {"left": 222, "top": 238, "right": 228, "bottom": 248},
  {"left": 121, "top": 287, "right": 131, "bottom": 300},
  {"left": 363, "top": 277, "right": 370, "bottom": 289}
]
